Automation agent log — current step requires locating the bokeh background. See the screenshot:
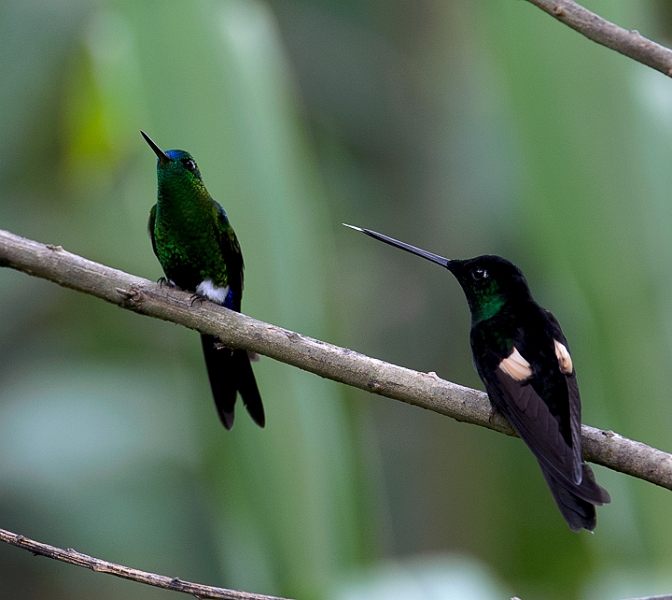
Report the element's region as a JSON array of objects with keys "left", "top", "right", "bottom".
[{"left": 1, "top": 1, "right": 672, "bottom": 598}]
